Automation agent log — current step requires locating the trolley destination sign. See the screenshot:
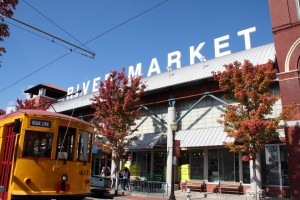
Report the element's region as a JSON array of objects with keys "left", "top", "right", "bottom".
[
  {"left": 30, "top": 119, "right": 52, "bottom": 128},
  {"left": 67, "top": 27, "right": 257, "bottom": 99}
]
